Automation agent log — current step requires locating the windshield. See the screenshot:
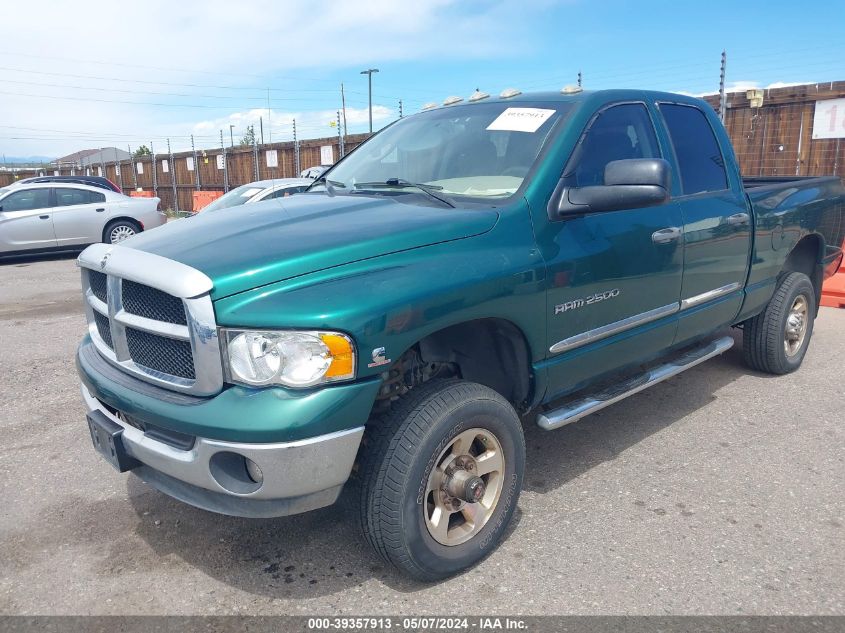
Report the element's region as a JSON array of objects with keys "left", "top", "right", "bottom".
[
  {"left": 202, "top": 183, "right": 266, "bottom": 212},
  {"left": 315, "top": 101, "right": 572, "bottom": 204}
]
